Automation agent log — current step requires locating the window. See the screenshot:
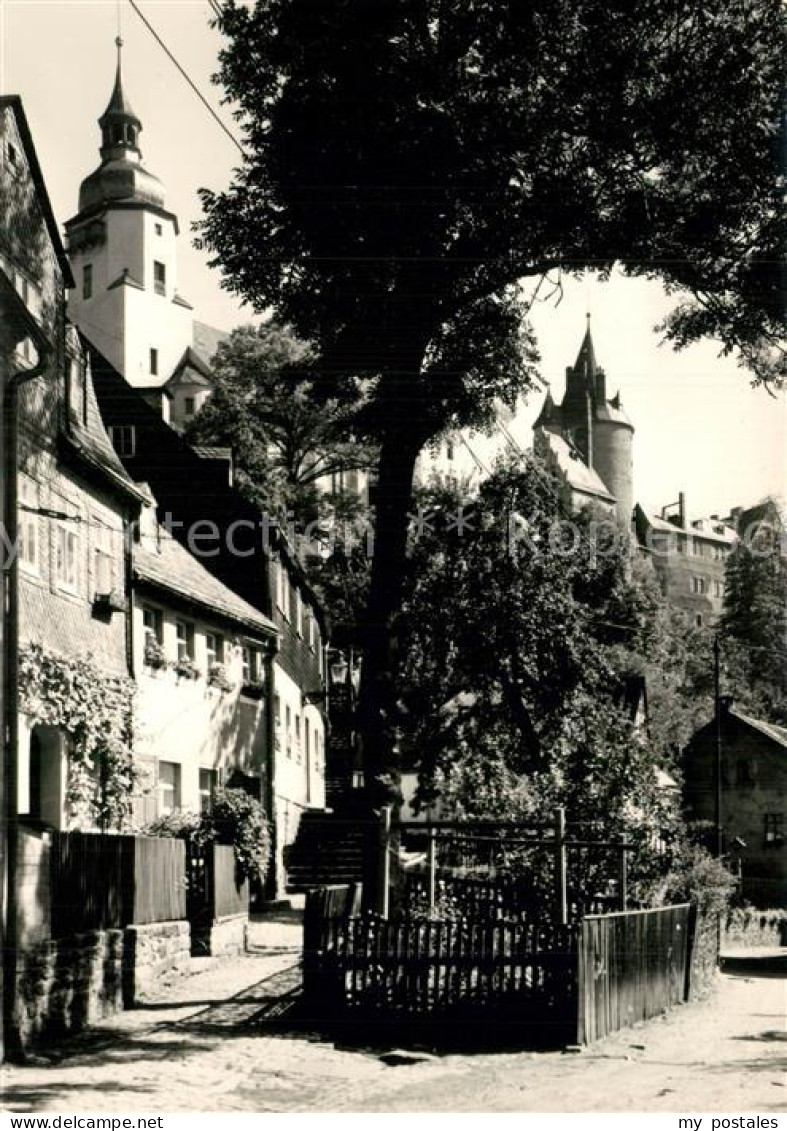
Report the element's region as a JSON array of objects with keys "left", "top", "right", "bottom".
[
  {"left": 695, "top": 614, "right": 703, "bottom": 627},
  {"left": 764, "top": 814, "right": 784, "bottom": 846},
  {"left": 7, "top": 141, "right": 18, "bottom": 168},
  {"left": 206, "top": 632, "right": 224, "bottom": 668},
  {"left": 199, "top": 768, "right": 218, "bottom": 813},
  {"left": 153, "top": 260, "right": 166, "bottom": 296},
  {"left": 294, "top": 714, "right": 302, "bottom": 762},
  {"left": 150, "top": 348, "right": 159, "bottom": 376},
  {"left": 676, "top": 537, "right": 685, "bottom": 555},
  {"left": 713, "top": 580, "right": 724, "bottom": 598},
  {"left": 276, "top": 561, "right": 291, "bottom": 619},
  {"left": 183, "top": 396, "right": 195, "bottom": 419},
  {"left": 274, "top": 694, "right": 282, "bottom": 750},
  {"left": 143, "top": 605, "right": 163, "bottom": 645},
  {"left": 158, "top": 761, "right": 181, "bottom": 815},
  {"left": 691, "top": 576, "right": 708, "bottom": 595},
  {"left": 154, "top": 223, "right": 163, "bottom": 236},
  {"left": 55, "top": 522, "right": 78, "bottom": 593},
  {"left": 18, "top": 478, "right": 38, "bottom": 575},
  {"left": 307, "top": 608, "right": 316, "bottom": 652},
  {"left": 446, "top": 439, "right": 455, "bottom": 461},
  {"left": 285, "top": 704, "right": 292, "bottom": 757},
  {"left": 176, "top": 619, "right": 194, "bottom": 661},
  {"left": 108, "top": 424, "right": 136, "bottom": 458},
  {"left": 736, "top": 759, "right": 757, "bottom": 788},
  {"left": 691, "top": 538, "right": 701, "bottom": 557},
  {"left": 93, "top": 521, "right": 113, "bottom": 595},
  {"left": 82, "top": 264, "right": 92, "bottom": 300}
]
